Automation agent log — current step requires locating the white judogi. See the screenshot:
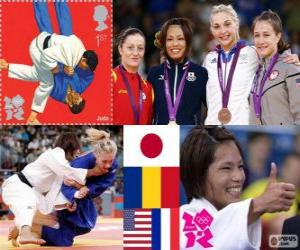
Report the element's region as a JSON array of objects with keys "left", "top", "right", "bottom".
[
  {"left": 8, "top": 32, "right": 85, "bottom": 112},
  {"left": 2, "top": 147, "right": 87, "bottom": 229},
  {"left": 203, "top": 45, "right": 259, "bottom": 125},
  {"left": 180, "top": 198, "right": 261, "bottom": 250}
]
